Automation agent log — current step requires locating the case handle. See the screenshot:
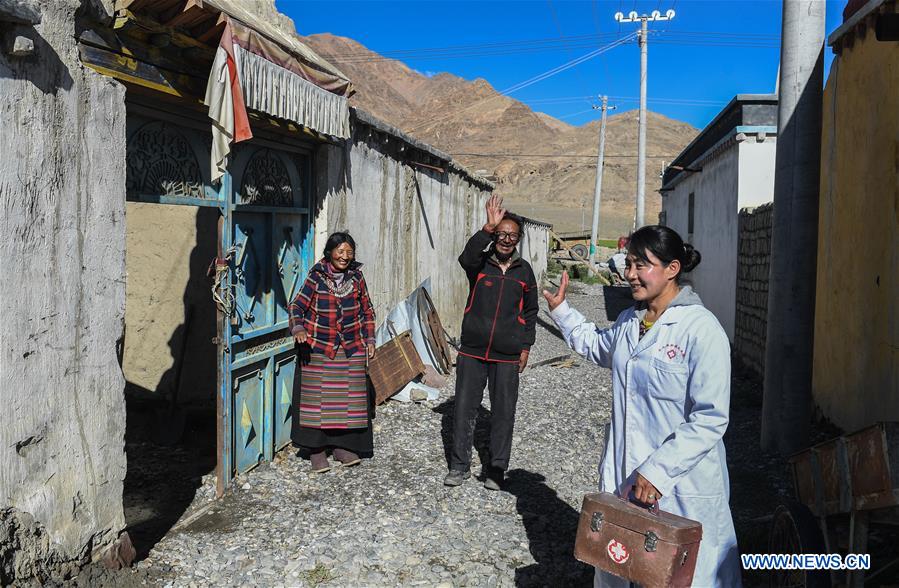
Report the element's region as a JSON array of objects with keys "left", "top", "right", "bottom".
[{"left": 620, "top": 488, "right": 661, "bottom": 516}]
